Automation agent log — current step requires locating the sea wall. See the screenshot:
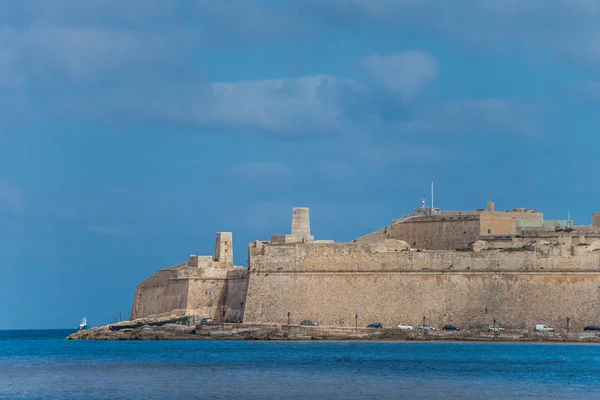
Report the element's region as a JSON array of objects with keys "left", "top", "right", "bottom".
[
  {"left": 131, "top": 265, "right": 249, "bottom": 321},
  {"left": 131, "top": 232, "right": 250, "bottom": 321},
  {"left": 186, "top": 268, "right": 249, "bottom": 321},
  {"left": 130, "top": 265, "right": 190, "bottom": 320},
  {"left": 243, "top": 241, "right": 600, "bottom": 330}
]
